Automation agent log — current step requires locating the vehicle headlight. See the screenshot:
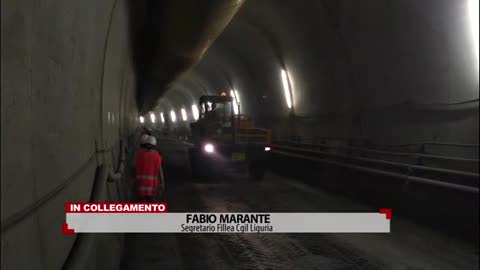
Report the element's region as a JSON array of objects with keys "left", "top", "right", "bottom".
[{"left": 204, "top": 143, "right": 215, "bottom": 153}]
